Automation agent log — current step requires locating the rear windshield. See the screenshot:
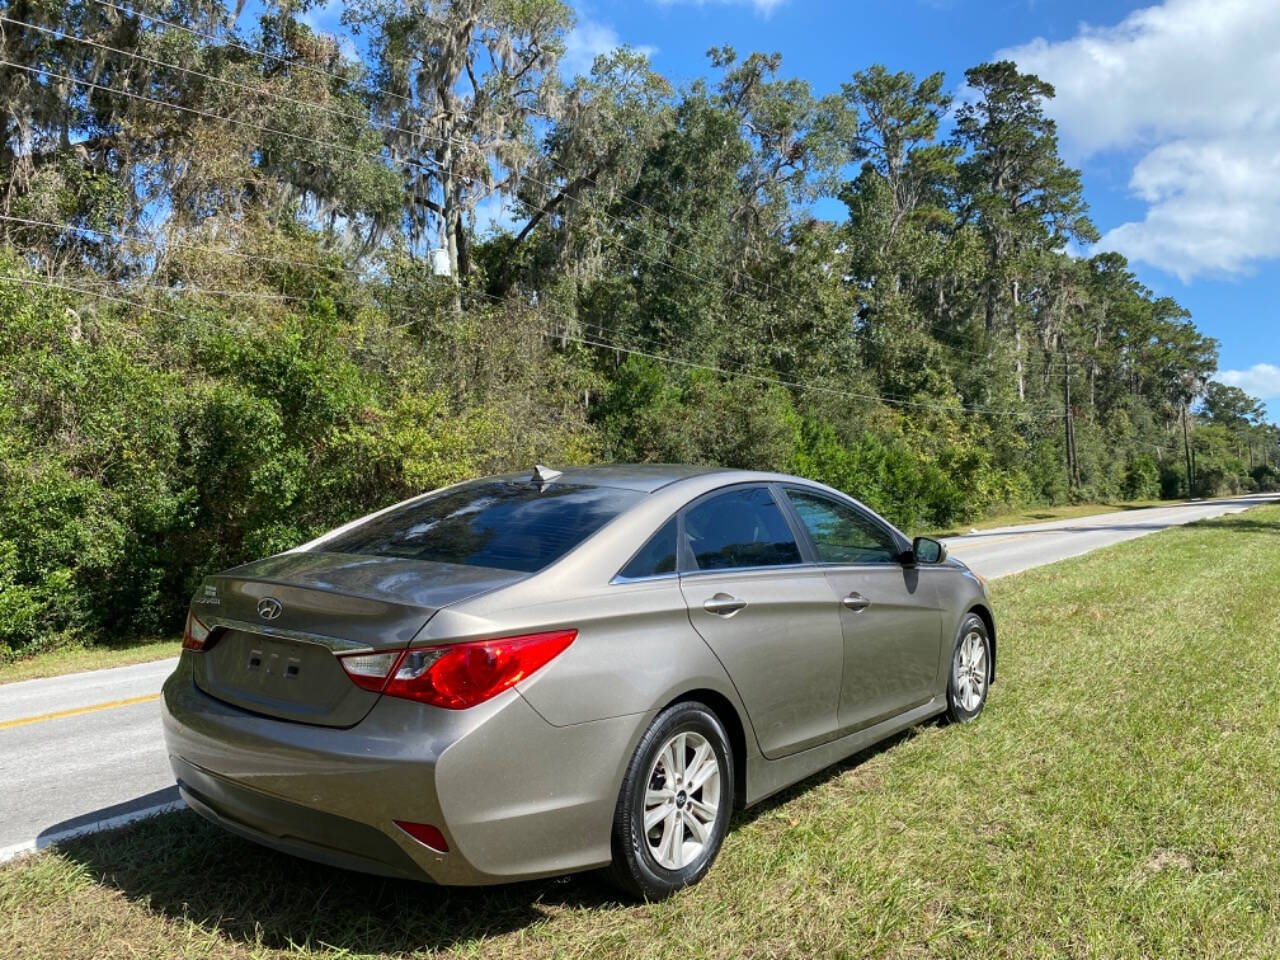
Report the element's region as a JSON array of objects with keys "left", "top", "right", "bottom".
[{"left": 318, "top": 481, "right": 644, "bottom": 573}]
